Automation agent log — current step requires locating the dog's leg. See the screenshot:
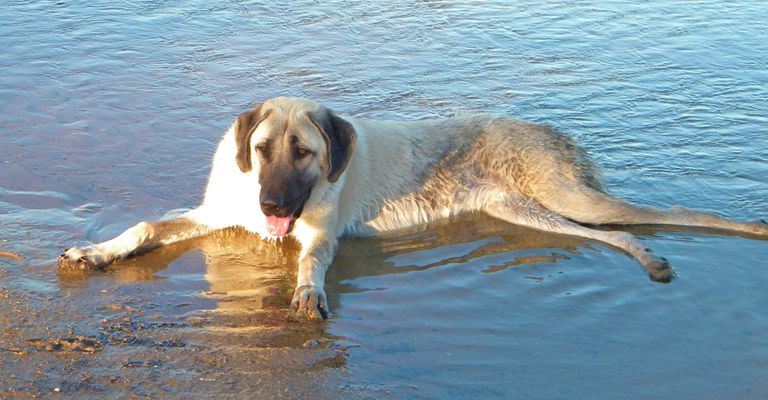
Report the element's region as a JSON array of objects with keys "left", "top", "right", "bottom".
[
  {"left": 484, "top": 193, "right": 674, "bottom": 282},
  {"left": 541, "top": 187, "right": 768, "bottom": 237},
  {"left": 290, "top": 228, "right": 336, "bottom": 320},
  {"left": 58, "top": 215, "right": 212, "bottom": 271}
]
